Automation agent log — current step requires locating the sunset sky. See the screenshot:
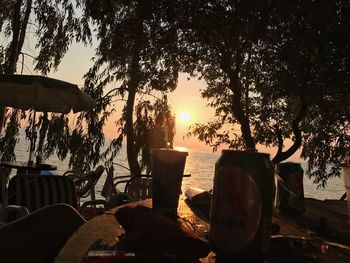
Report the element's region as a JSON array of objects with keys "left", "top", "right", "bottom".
[
  {"left": 19, "top": 38, "right": 302, "bottom": 161},
  {"left": 22, "top": 41, "right": 216, "bottom": 151}
]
